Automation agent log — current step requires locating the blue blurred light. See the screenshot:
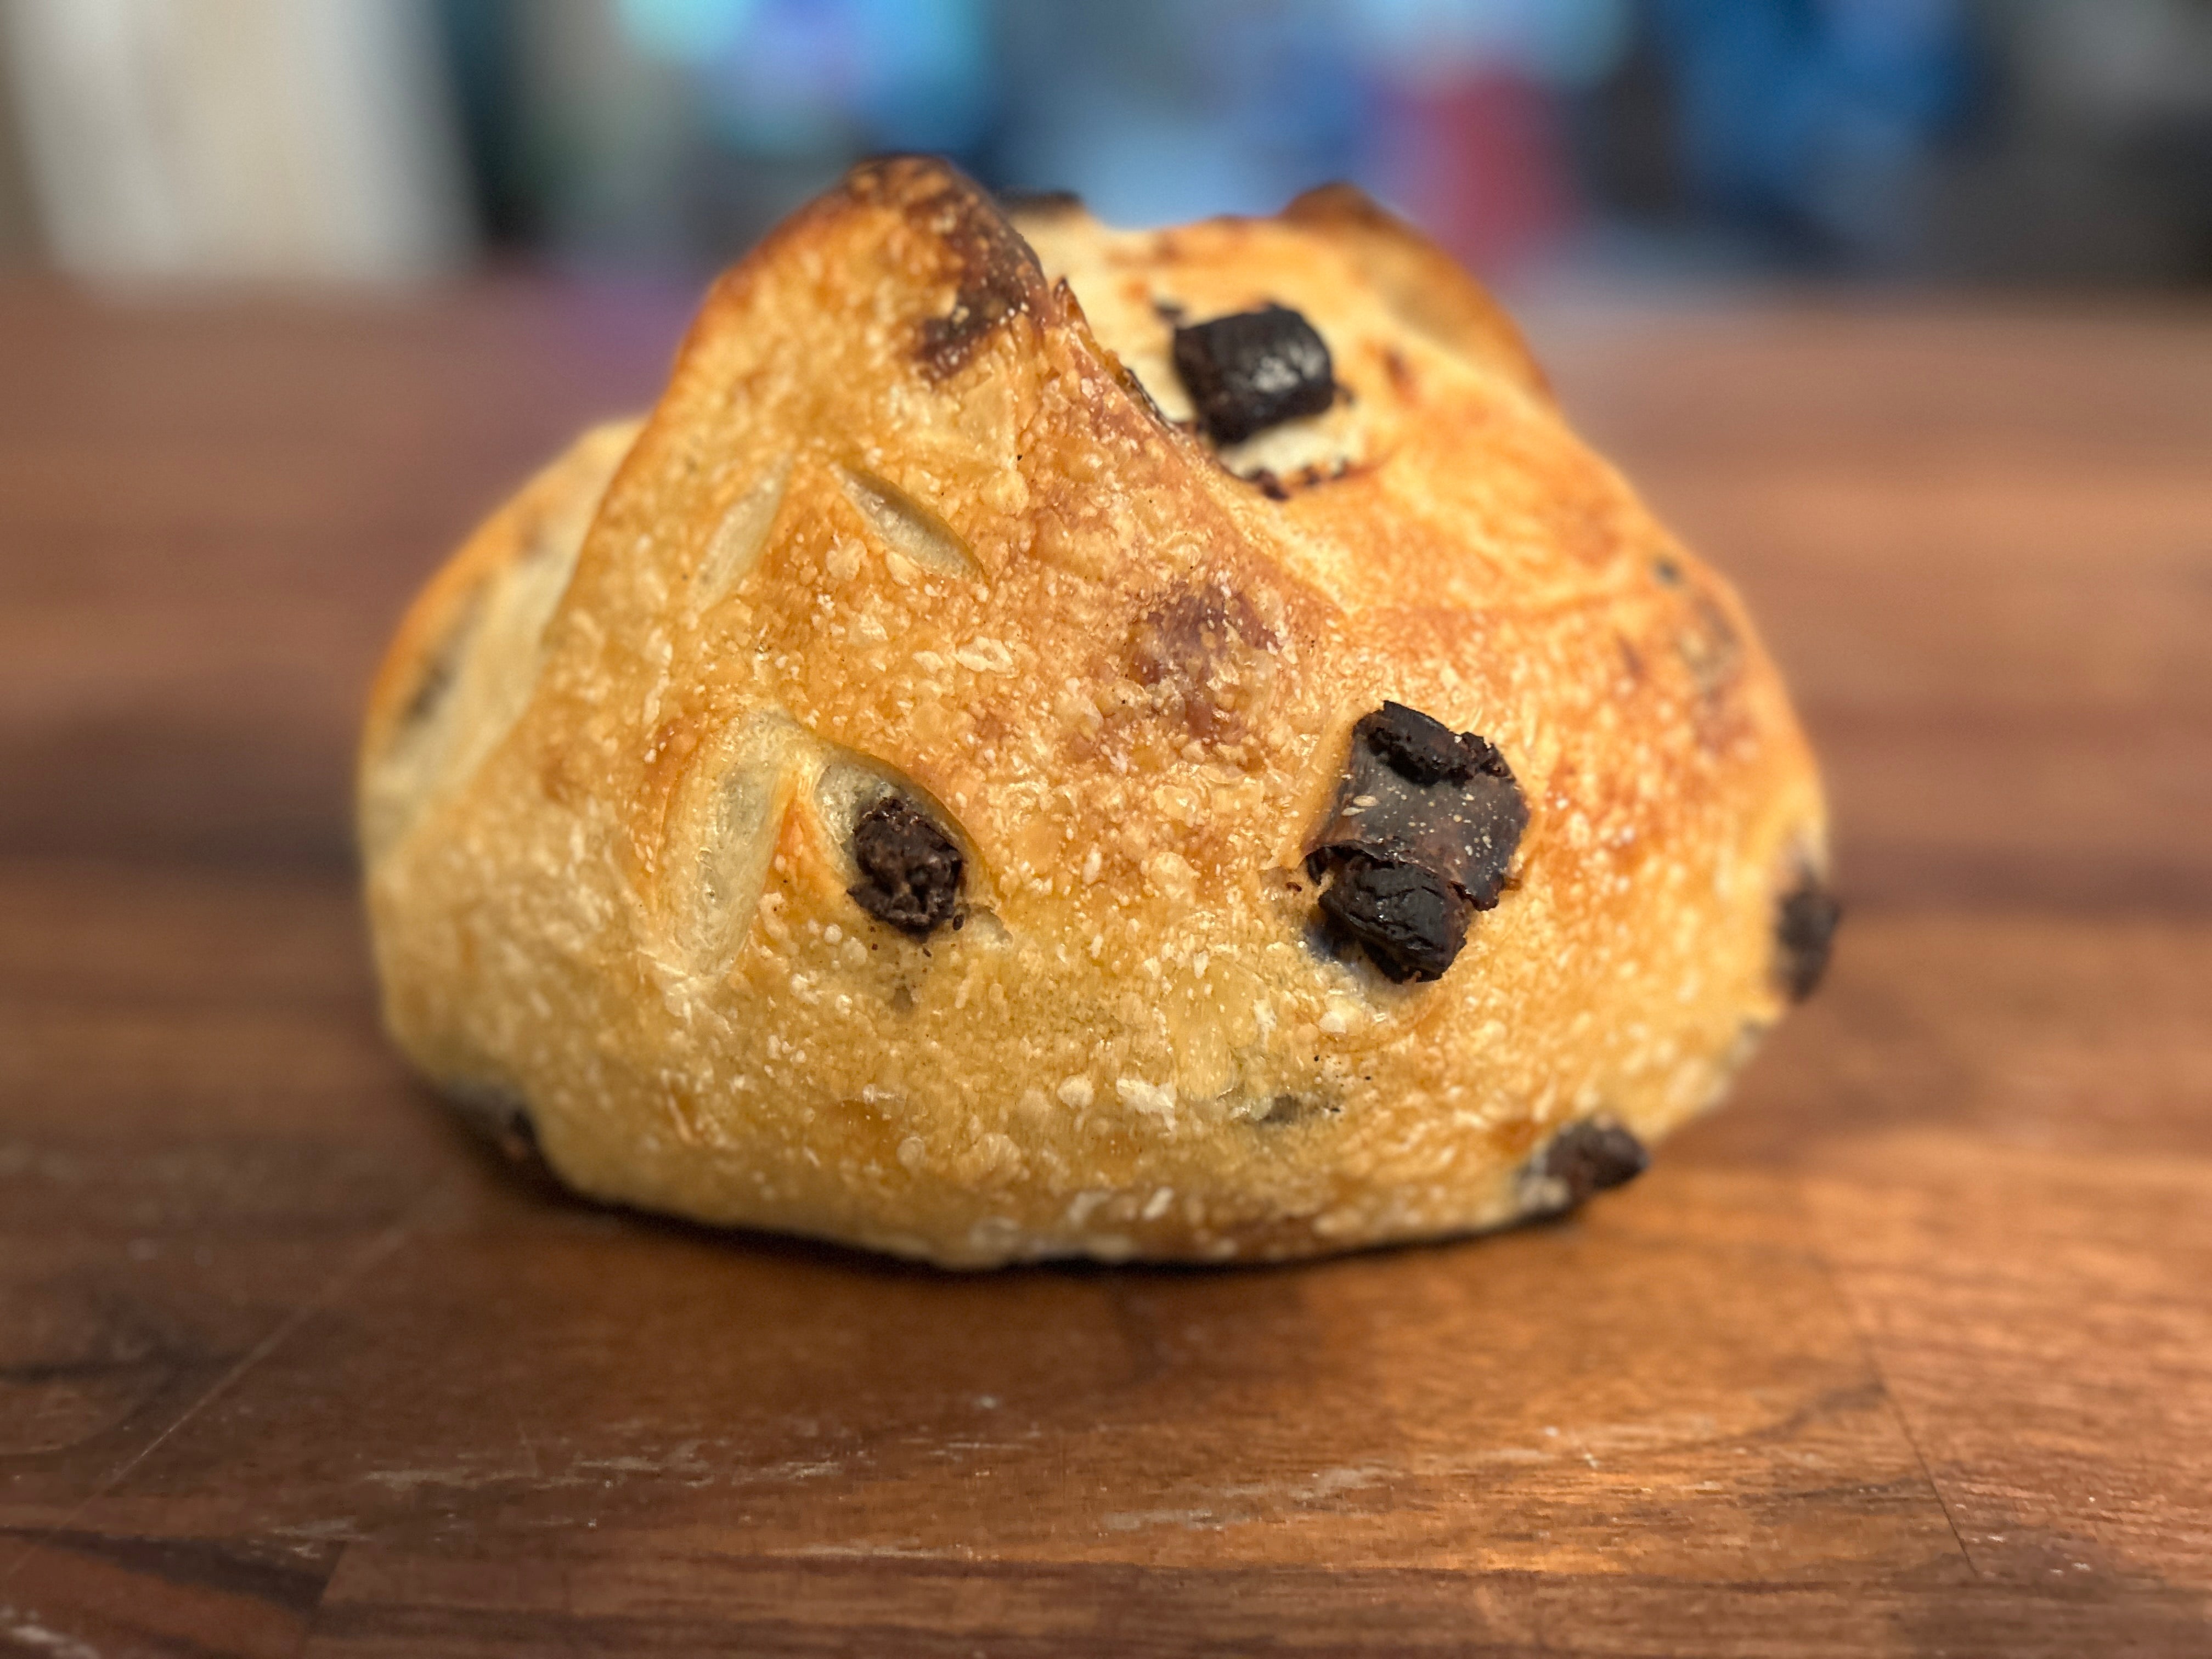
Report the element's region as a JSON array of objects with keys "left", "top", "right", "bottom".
[
  {"left": 846, "top": 0, "right": 991, "bottom": 151},
  {"left": 615, "top": 0, "right": 991, "bottom": 157},
  {"left": 616, "top": 0, "right": 759, "bottom": 64},
  {"left": 1347, "top": 0, "right": 1632, "bottom": 88},
  {"left": 1648, "top": 0, "right": 1973, "bottom": 250}
]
